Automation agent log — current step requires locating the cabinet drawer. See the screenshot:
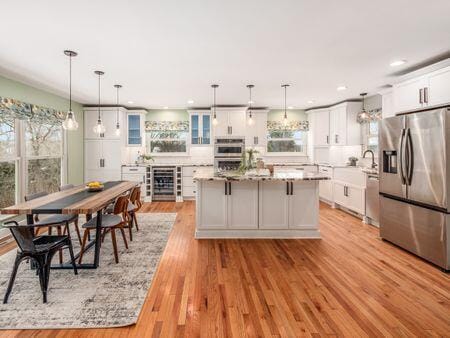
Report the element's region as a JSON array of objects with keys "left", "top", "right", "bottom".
[
  {"left": 183, "top": 176, "right": 195, "bottom": 187},
  {"left": 182, "top": 166, "right": 198, "bottom": 177},
  {"left": 122, "top": 173, "right": 146, "bottom": 183},
  {"left": 122, "top": 166, "right": 146, "bottom": 174},
  {"left": 319, "top": 166, "right": 332, "bottom": 175},
  {"left": 183, "top": 185, "right": 197, "bottom": 197}
]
